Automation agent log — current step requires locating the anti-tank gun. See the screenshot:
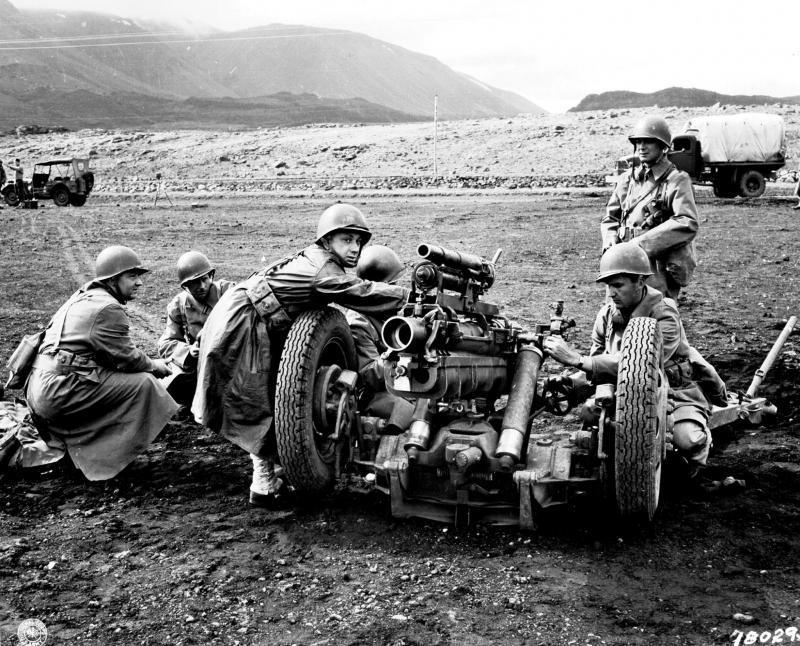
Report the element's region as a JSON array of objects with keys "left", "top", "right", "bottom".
[
  {"left": 373, "top": 244, "right": 575, "bottom": 526},
  {"left": 272, "top": 241, "right": 791, "bottom": 530}
]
